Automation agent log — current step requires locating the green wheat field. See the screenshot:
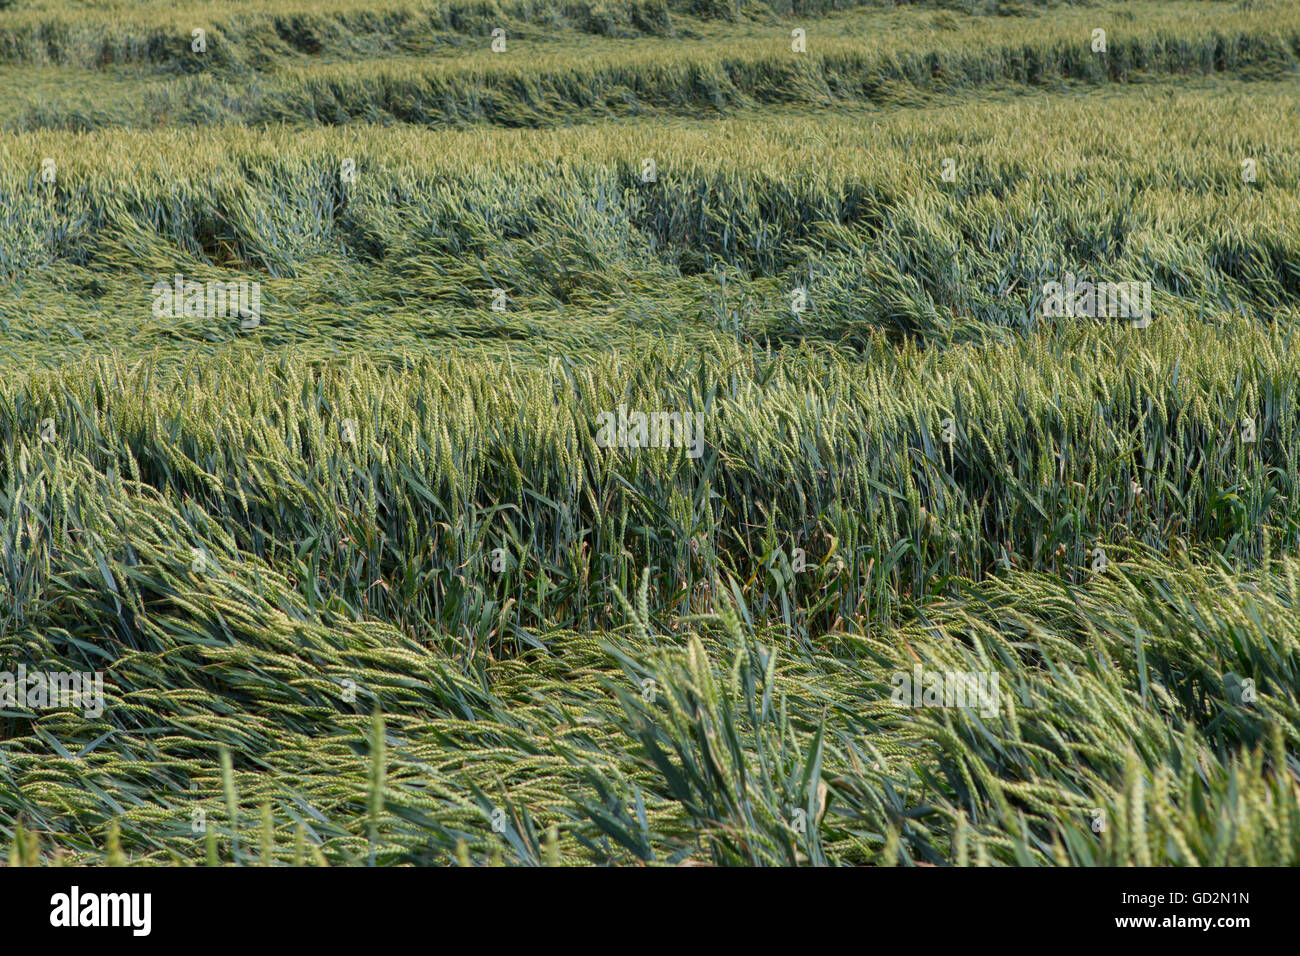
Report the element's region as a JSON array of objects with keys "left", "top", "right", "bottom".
[{"left": 1, "top": 0, "right": 1299, "bottom": 866}]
